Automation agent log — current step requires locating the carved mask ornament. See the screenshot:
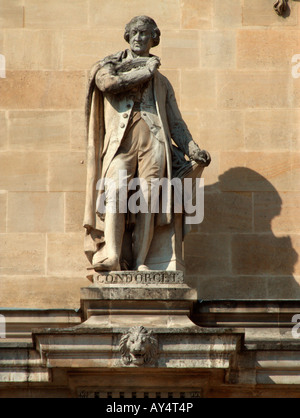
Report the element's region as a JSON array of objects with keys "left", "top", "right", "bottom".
[{"left": 119, "top": 326, "right": 158, "bottom": 366}]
